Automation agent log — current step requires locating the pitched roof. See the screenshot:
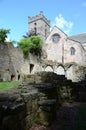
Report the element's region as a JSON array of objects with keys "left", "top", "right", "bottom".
[{"left": 69, "top": 33, "right": 86, "bottom": 43}]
